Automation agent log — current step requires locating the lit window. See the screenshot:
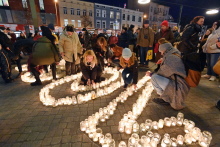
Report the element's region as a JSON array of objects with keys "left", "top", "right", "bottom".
[
  {"left": 22, "top": 0, "right": 28, "bottom": 8},
  {"left": 78, "top": 20, "right": 81, "bottom": 27},
  {"left": 102, "top": 10, "right": 106, "bottom": 18},
  {"left": 39, "top": 0, "right": 44, "bottom": 10},
  {"left": 63, "top": 7, "right": 67, "bottom": 14},
  {"left": 77, "top": 9, "right": 80, "bottom": 15},
  {"left": 116, "top": 12, "right": 120, "bottom": 19},
  {"left": 110, "top": 11, "right": 114, "bottom": 19},
  {"left": 110, "top": 22, "right": 114, "bottom": 29},
  {"left": 71, "top": 8, "right": 74, "bottom": 15},
  {"left": 71, "top": 20, "right": 75, "bottom": 26},
  {"left": 64, "top": 19, "right": 68, "bottom": 26}
]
